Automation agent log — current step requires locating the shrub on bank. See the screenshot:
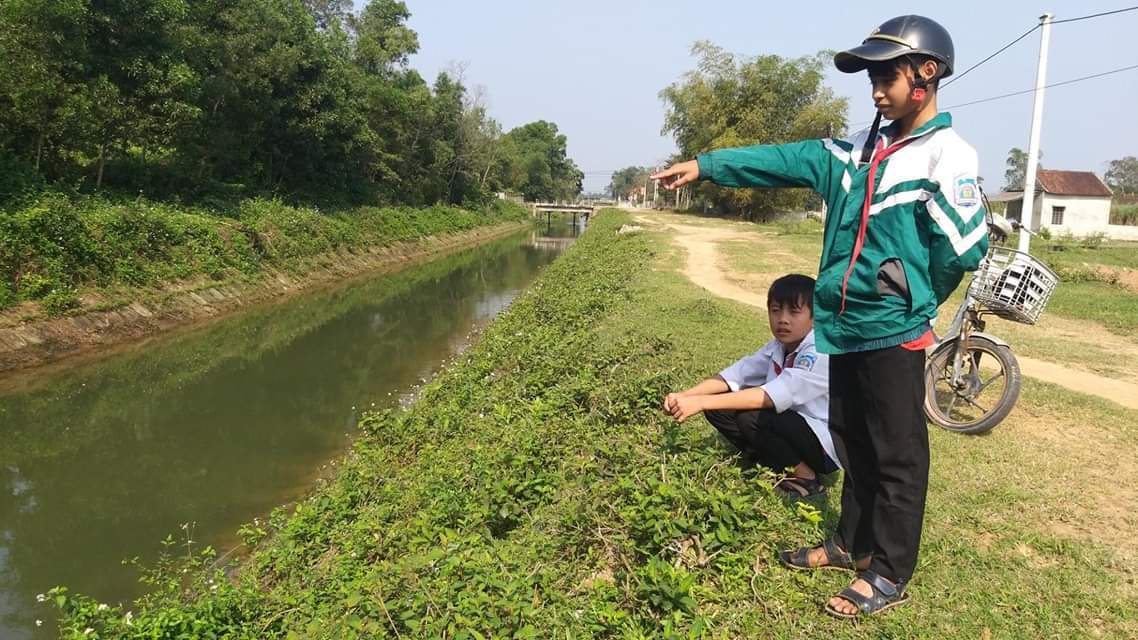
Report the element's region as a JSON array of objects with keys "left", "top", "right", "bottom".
[
  {"left": 0, "top": 193, "right": 527, "bottom": 314},
  {"left": 49, "top": 211, "right": 821, "bottom": 638}
]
